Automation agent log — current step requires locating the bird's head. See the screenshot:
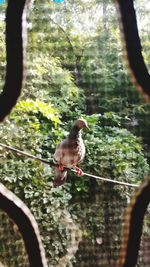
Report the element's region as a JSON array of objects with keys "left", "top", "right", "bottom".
[{"left": 74, "top": 119, "right": 89, "bottom": 130}]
